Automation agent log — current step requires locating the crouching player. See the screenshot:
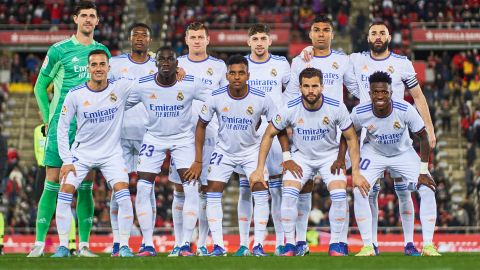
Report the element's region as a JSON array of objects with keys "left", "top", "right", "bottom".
[
  {"left": 53, "top": 50, "right": 136, "bottom": 257},
  {"left": 250, "top": 67, "right": 366, "bottom": 256},
  {"left": 349, "top": 71, "right": 439, "bottom": 256}
]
